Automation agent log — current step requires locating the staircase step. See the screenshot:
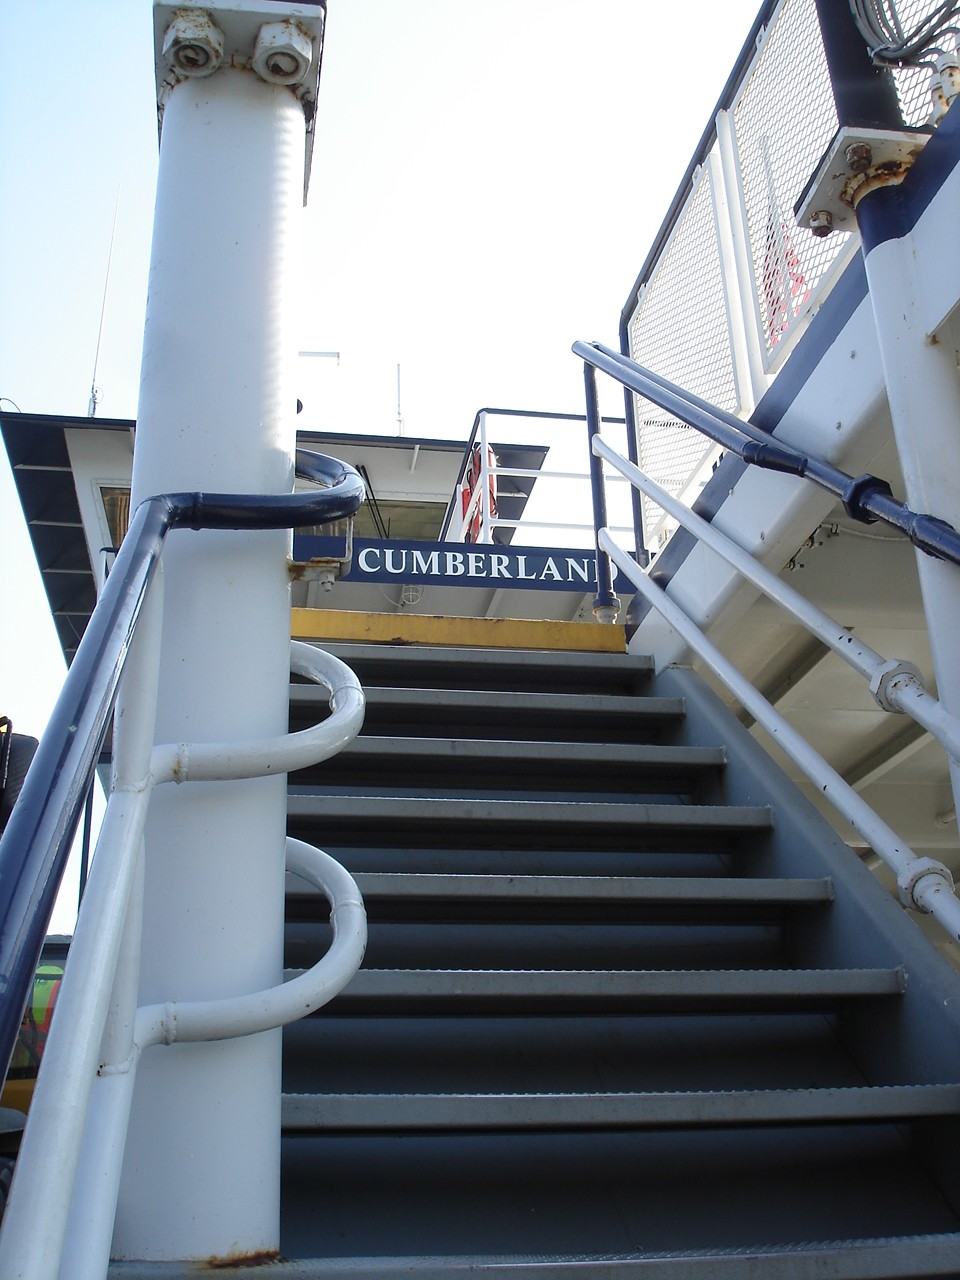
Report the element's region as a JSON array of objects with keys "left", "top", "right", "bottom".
[
  {"left": 282, "top": 1012, "right": 876, "bottom": 1095},
  {"left": 310, "top": 847, "right": 741, "bottom": 878},
  {"left": 291, "top": 736, "right": 725, "bottom": 798},
  {"left": 108, "top": 1233, "right": 960, "bottom": 1277},
  {"left": 281, "top": 1082, "right": 960, "bottom": 1132},
  {"left": 296, "top": 873, "right": 833, "bottom": 906},
  {"left": 291, "top": 685, "right": 686, "bottom": 742},
  {"left": 311, "top": 641, "right": 655, "bottom": 694},
  {"left": 294, "top": 686, "right": 680, "bottom": 719},
  {"left": 286, "top": 874, "right": 833, "bottom": 926},
  {"left": 287, "top": 797, "right": 772, "bottom": 852},
  {"left": 289, "top": 966, "right": 904, "bottom": 1013},
  {"left": 290, "top": 921, "right": 786, "bottom": 973}
]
